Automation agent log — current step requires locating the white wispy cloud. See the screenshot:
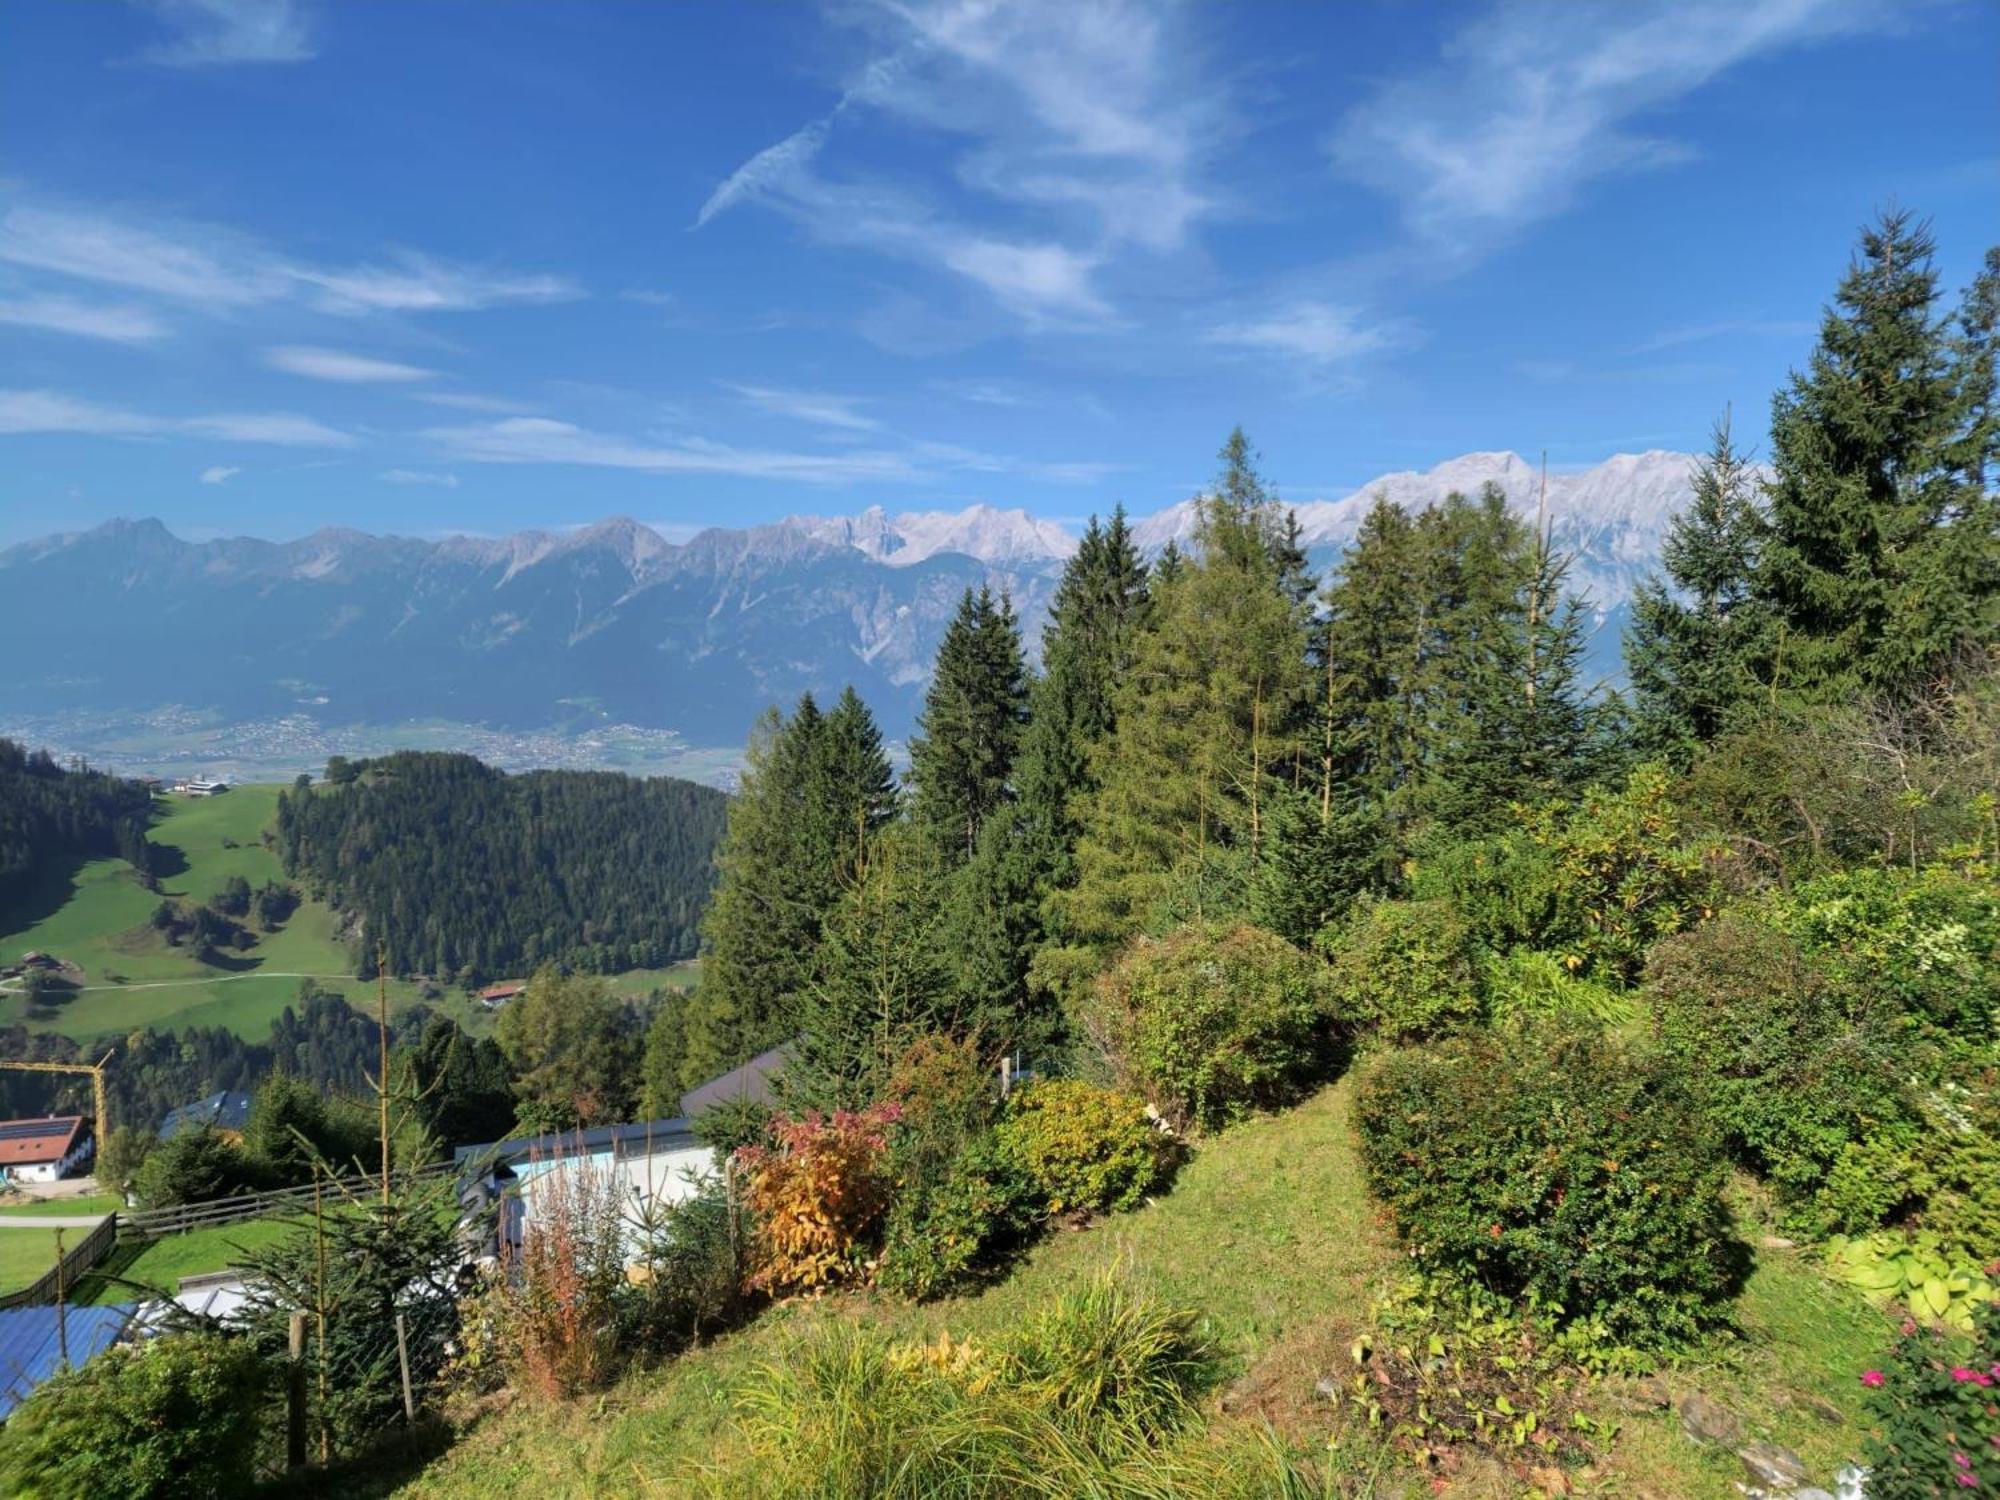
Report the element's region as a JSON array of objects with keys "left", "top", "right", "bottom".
[
  {"left": 264, "top": 345, "right": 437, "bottom": 383},
  {"left": 694, "top": 0, "right": 1219, "bottom": 324},
  {"left": 1330, "top": 0, "right": 1899, "bottom": 249},
  {"left": 423, "top": 416, "right": 921, "bottom": 483},
  {"left": 1208, "top": 301, "right": 1398, "bottom": 366},
  {"left": 1627, "top": 318, "right": 1817, "bottom": 355},
  {"left": 0, "top": 294, "right": 169, "bottom": 342},
  {"left": 198, "top": 464, "right": 241, "bottom": 483},
  {"left": 134, "top": 0, "right": 315, "bottom": 67},
  {"left": 412, "top": 391, "right": 536, "bottom": 414},
  {"left": 0, "top": 388, "right": 353, "bottom": 446},
  {"left": 290, "top": 256, "right": 580, "bottom": 313},
  {"left": 0, "top": 203, "right": 580, "bottom": 316},
  {"left": 380, "top": 468, "right": 460, "bottom": 487},
  {"left": 726, "top": 383, "right": 882, "bottom": 432}
]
